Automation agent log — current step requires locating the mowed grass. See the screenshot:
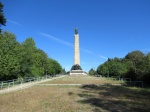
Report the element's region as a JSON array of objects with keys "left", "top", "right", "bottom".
[
  {"left": 0, "top": 75, "right": 150, "bottom": 112},
  {"left": 43, "top": 75, "right": 124, "bottom": 84}
]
